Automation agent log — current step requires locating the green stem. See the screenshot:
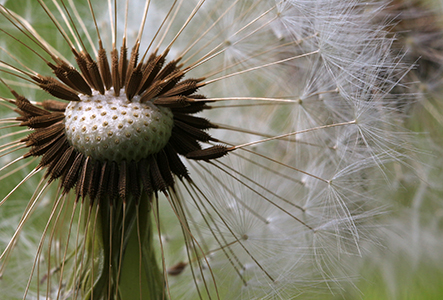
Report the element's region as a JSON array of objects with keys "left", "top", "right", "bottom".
[
  {"left": 118, "top": 195, "right": 163, "bottom": 300},
  {"left": 70, "top": 192, "right": 163, "bottom": 299}
]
